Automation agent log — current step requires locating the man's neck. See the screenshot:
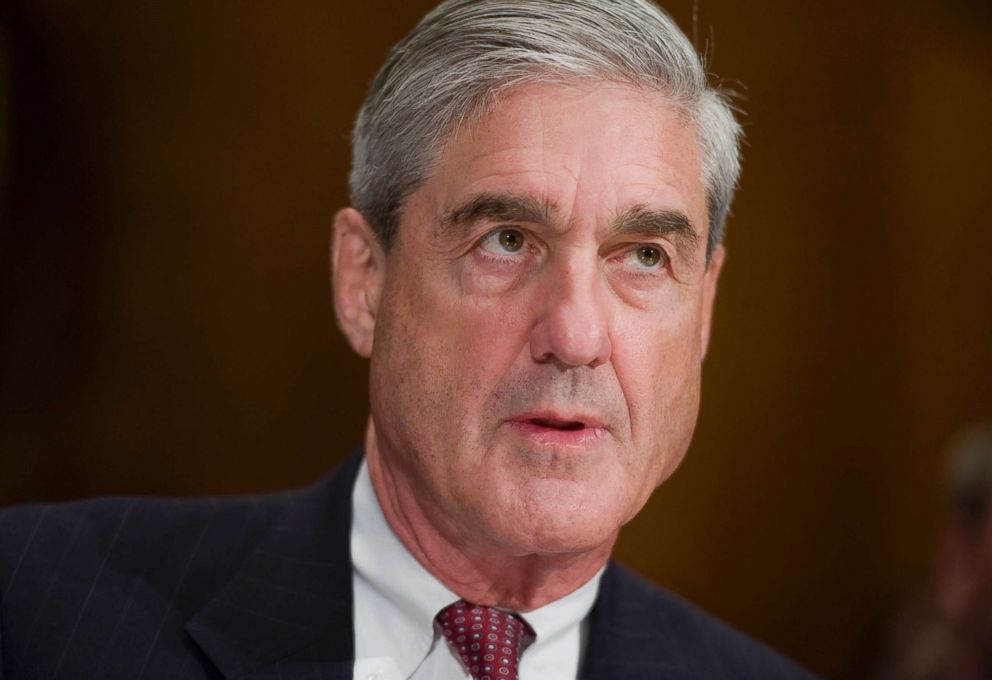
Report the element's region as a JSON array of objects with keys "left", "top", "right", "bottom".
[{"left": 364, "top": 427, "right": 615, "bottom": 612}]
